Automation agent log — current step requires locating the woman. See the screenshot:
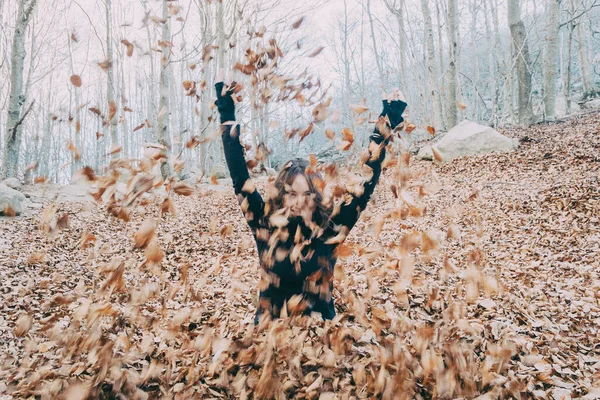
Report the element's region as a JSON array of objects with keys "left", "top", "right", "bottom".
[{"left": 215, "top": 69, "right": 407, "bottom": 323}]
